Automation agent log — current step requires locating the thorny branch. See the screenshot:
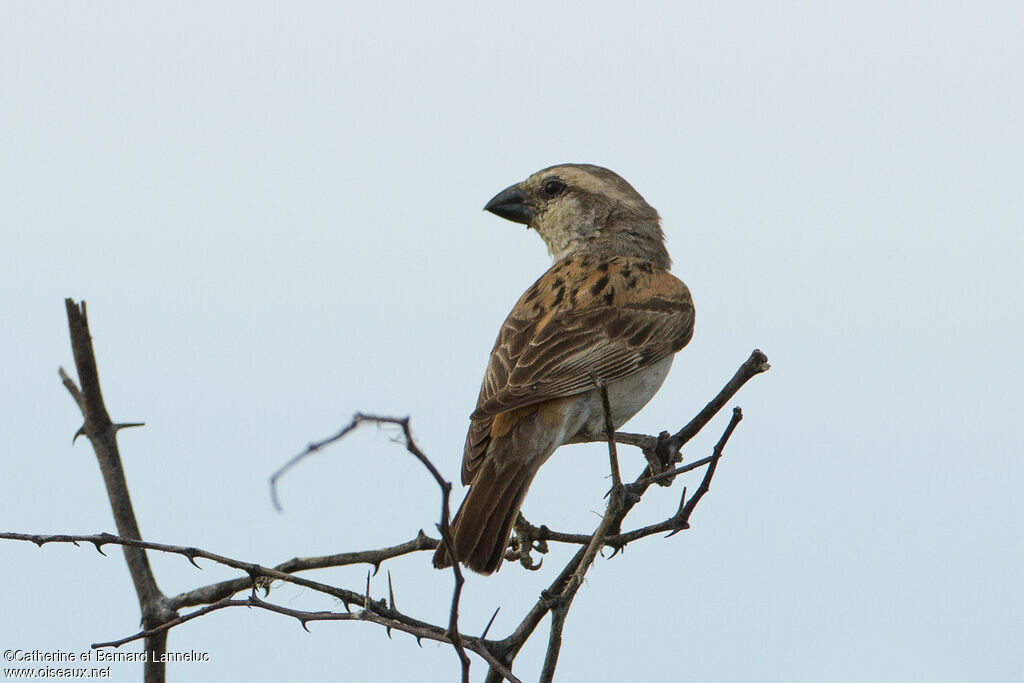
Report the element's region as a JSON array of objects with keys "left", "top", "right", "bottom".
[
  {"left": 0, "top": 530, "right": 518, "bottom": 682},
  {"left": 59, "top": 299, "right": 177, "bottom": 683},
  {"left": 528, "top": 377, "right": 631, "bottom": 682},
  {"left": 170, "top": 531, "right": 438, "bottom": 609},
  {"left": 3, "top": 299, "right": 770, "bottom": 682}
]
